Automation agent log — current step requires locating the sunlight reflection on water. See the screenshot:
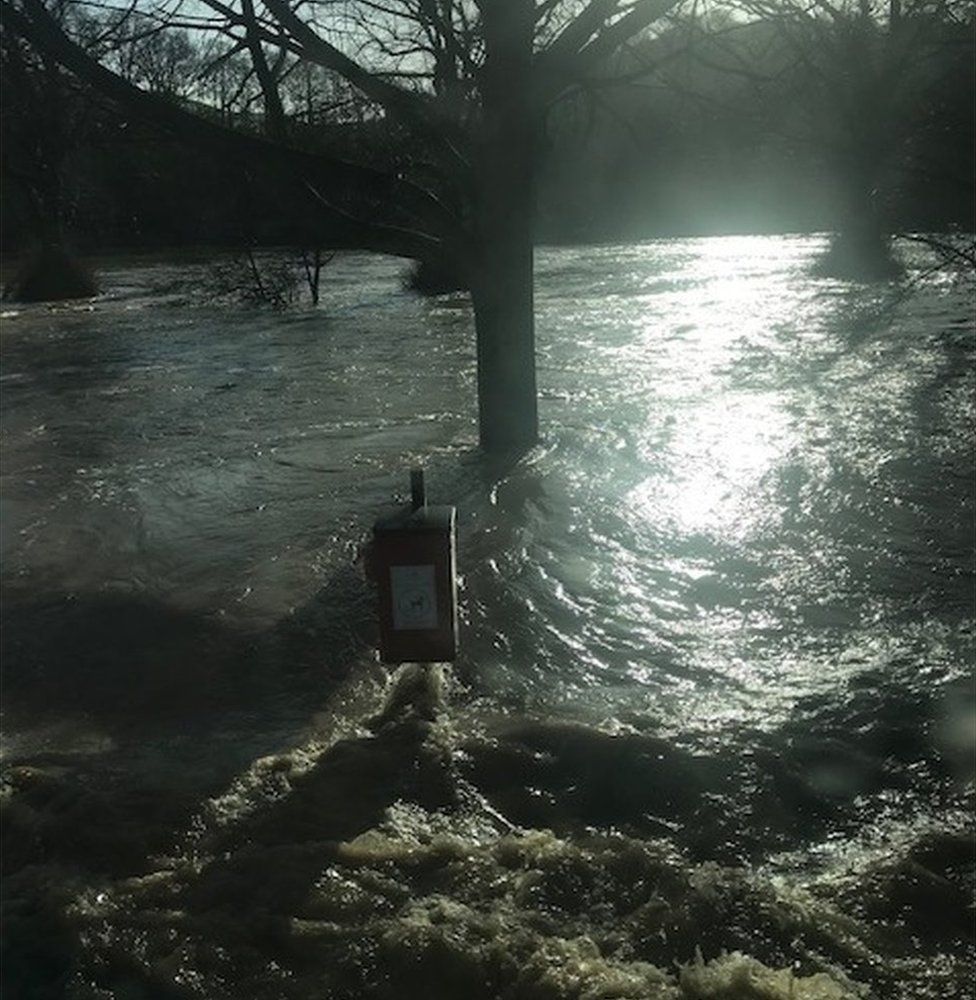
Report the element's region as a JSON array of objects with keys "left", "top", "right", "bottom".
[
  {"left": 629, "top": 393, "right": 793, "bottom": 540},
  {"left": 499, "top": 235, "right": 975, "bottom": 733},
  {"left": 2, "top": 235, "right": 972, "bottom": 742}
]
